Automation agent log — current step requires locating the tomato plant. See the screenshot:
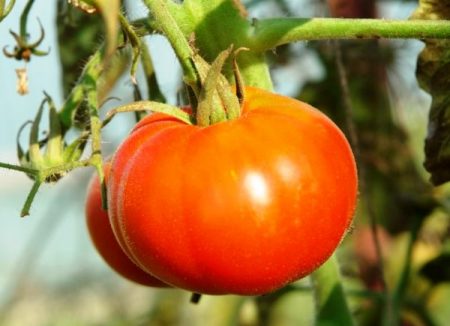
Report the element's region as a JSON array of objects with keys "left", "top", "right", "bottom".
[
  {"left": 3, "top": 0, "right": 450, "bottom": 324},
  {"left": 108, "top": 86, "right": 358, "bottom": 295},
  {"left": 85, "top": 162, "right": 168, "bottom": 287}
]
